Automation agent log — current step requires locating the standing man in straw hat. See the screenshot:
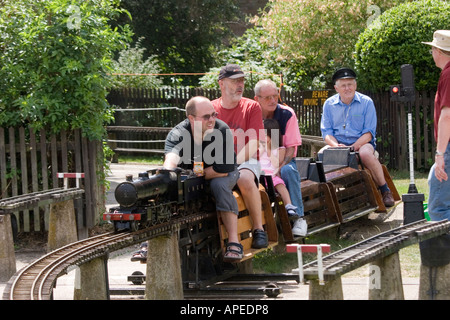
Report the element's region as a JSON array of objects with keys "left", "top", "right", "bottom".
[{"left": 422, "top": 30, "right": 450, "bottom": 221}]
